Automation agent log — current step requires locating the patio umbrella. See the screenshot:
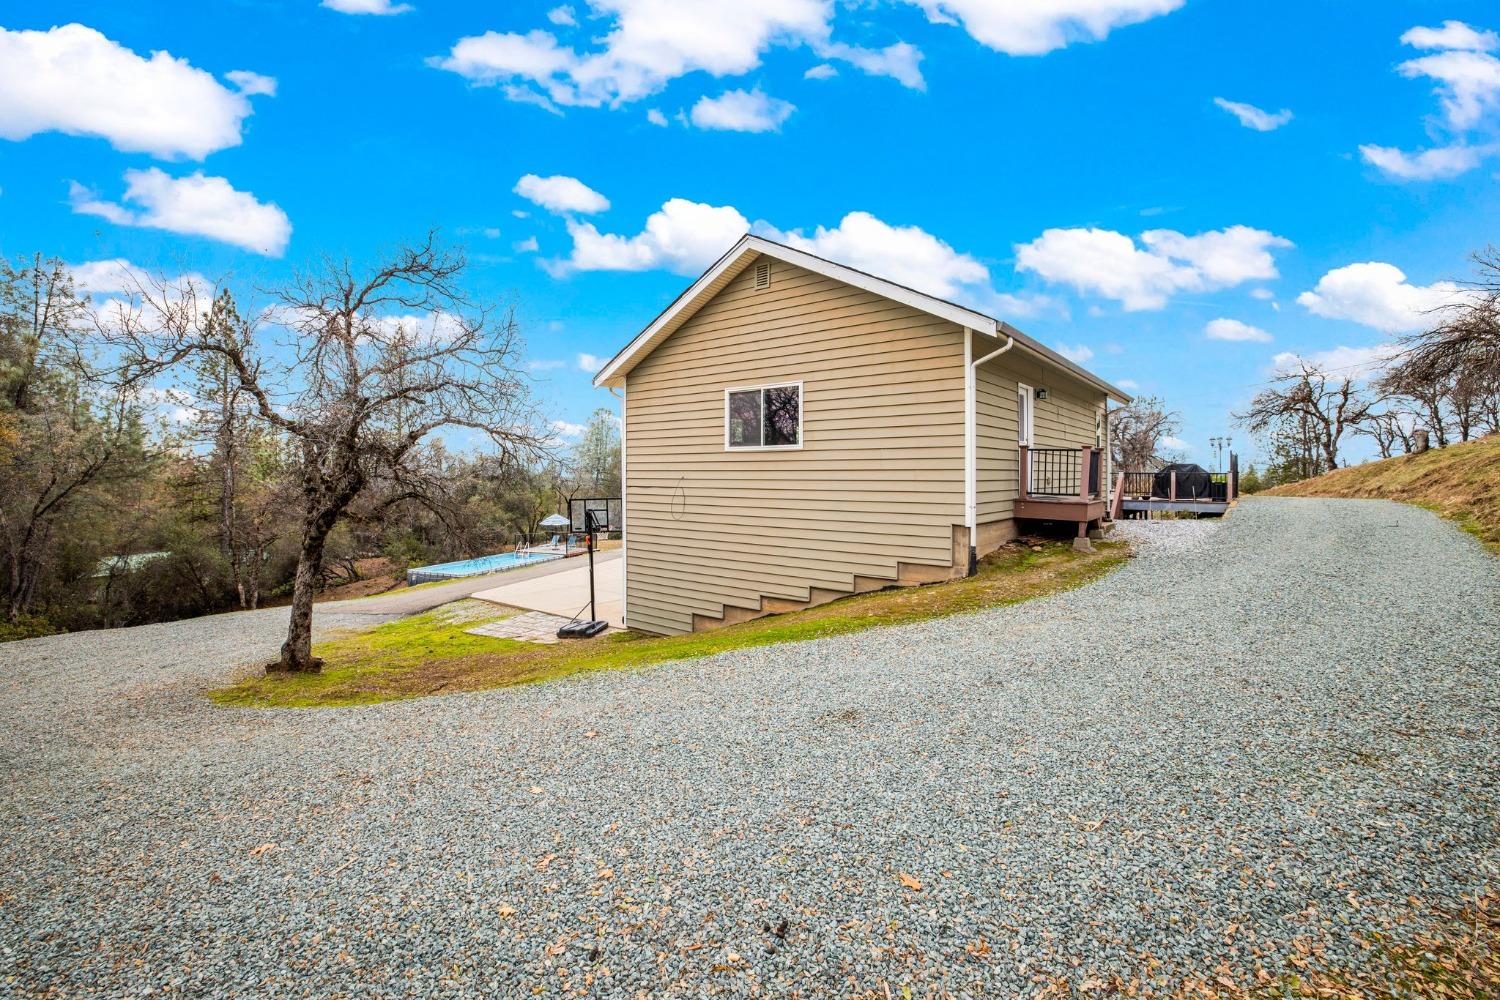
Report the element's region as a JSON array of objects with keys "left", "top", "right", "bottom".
[{"left": 540, "top": 514, "right": 571, "bottom": 528}]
